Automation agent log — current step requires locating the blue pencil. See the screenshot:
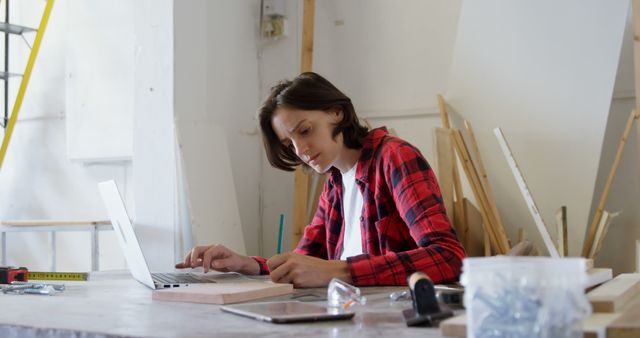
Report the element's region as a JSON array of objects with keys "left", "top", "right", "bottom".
[{"left": 277, "top": 214, "right": 284, "bottom": 254}]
